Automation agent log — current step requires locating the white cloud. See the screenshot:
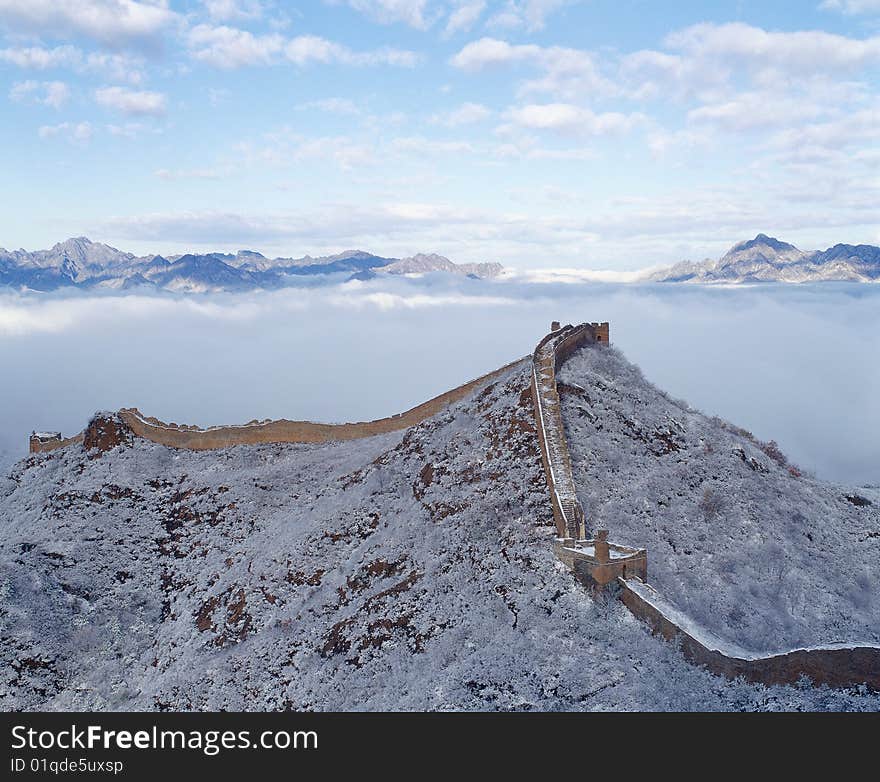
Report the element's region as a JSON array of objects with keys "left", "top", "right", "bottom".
[
  {"left": 201, "top": 0, "right": 263, "bottom": 22},
  {"left": 291, "top": 136, "right": 375, "bottom": 169},
  {"left": 430, "top": 101, "right": 491, "bottom": 125},
  {"left": 445, "top": 1, "right": 485, "bottom": 35},
  {"left": 94, "top": 85, "right": 166, "bottom": 115},
  {"left": 154, "top": 166, "right": 232, "bottom": 180},
  {"left": 96, "top": 178, "right": 880, "bottom": 270},
  {"left": 187, "top": 24, "right": 283, "bottom": 68},
  {"left": 687, "top": 92, "right": 832, "bottom": 131},
  {"left": 765, "top": 107, "right": 880, "bottom": 151},
  {"left": 239, "top": 129, "right": 378, "bottom": 170},
  {"left": 452, "top": 24, "right": 880, "bottom": 112},
  {"left": 820, "top": 0, "right": 880, "bottom": 14},
  {"left": 450, "top": 37, "right": 612, "bottom": 99},
  {"left": 665, "top": 22, "right": 880, "bottom": 73},
  {"left": 107, "top": 122, "right": 151, "bottom": 138},
  {"left": 284, "top": 35, "right": 353, "bottom": 65},
  {"left": 328, "top": 291, "right": 517, "bottom": 311},
  {"left": 647, "top": 128, "right": 711, "bottom": 159},
  {"left": 505, "top": 103, "right": 644, "bottom": 135},
  {"left": 391, "top": 136, "right": 475, "bottom": 155},
  {"left": 9, "top": 79, "right": 69, "bottom": 109},
  {"left": 102, "top": 203, "right": 502, "bottom": 250},
  {"left": 507, "top": 266, "right": 649, "bottom": 283},
  {"left": 619, "top": 23, "right": 880, "bottom": 113},
  {"left": 285, "top": 35, "right": 419, "bottom": 67},
  {"left": 0, "top": 44, "right": 79, "bottom": 69},
  {"left": 451, "top": 37, "right": 543, "bottom": 69},
  {"left": 616, "top": 22, "right": 880, "bottom": 152},
  {"left": 239, "top": 127, "right": 484, "bottom": 172},
  {"left": 83, "top": 51, "right": 144, "bottom": 83},
  {"left": 38, "top": 121, "right": 92, "bottom": 142},
  {"left": 494, "top": 139, "right": 595, "bottom": 160},
  {"left": 0, "top": 44, "right": 143, "bottom": 82},
  {"left": 0, "top": 0, "right": 178, "bottom": 47},
  {"left": 185, "top": 26, "right": 419, "bottom": 69},
  {"left": 618, "top": 49, "right": 721, "bottom": 102},
  {"left": 297, "top": 97, "right": 361, "bottom": 115},
  {"left": 487, "top": 0, "right": 574, "bottom": 32},
  {"left": 336, "top": 0, "right": 432, "bottom": 30}
]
